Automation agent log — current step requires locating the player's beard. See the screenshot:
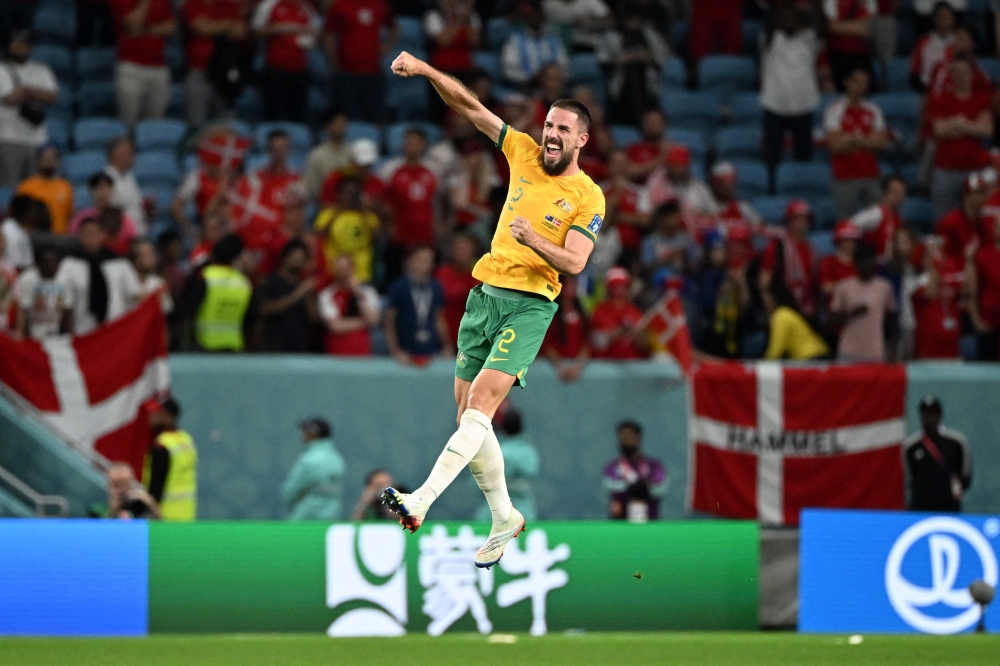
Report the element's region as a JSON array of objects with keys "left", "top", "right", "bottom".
[{"left": 537, "top": 138, "right": 574, "bottom": 176}]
